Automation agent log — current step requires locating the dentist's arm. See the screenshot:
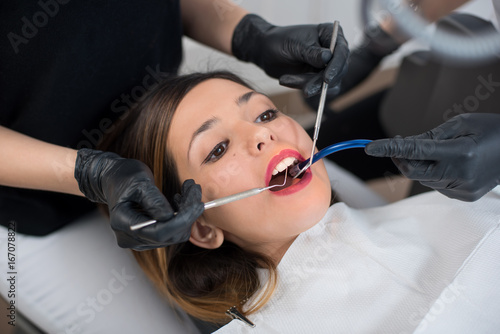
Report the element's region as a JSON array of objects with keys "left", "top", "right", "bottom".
[
  {"left": 180, "top": 0, "right": 350, "bottom": 98},
  {"left": 0, "top": 126, "right": 203, "bottom": 250},
  {"left": 365, "top": 114, "right": 500, "bottom": 202},
  {"left": 180, "top": 0, "right": 248, "bottom": 55}
]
